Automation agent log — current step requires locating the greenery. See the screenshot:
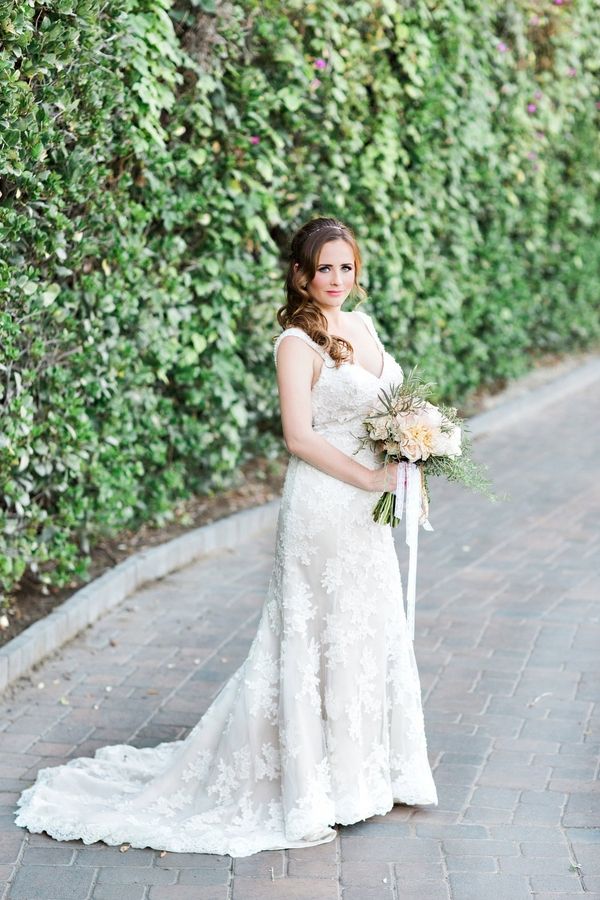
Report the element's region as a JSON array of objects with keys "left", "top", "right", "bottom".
[{"left": 1, "top": 0, "right": 599, "bottom": 601}]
